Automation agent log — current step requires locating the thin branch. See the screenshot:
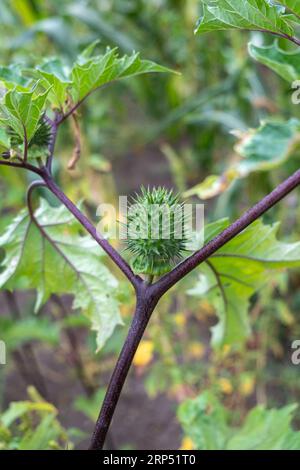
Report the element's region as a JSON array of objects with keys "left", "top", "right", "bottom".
[
  {"left": 0, "top": 159, "right": 44, "bottom": 176},
  {"left": 40, "top": 167, "right": 143, "bottom": 291},
  {"left": 268, "top": 30, "right": 300, "bottom": 47},
  {"left": 56, "top": 99, "right": 85, "bottom": 126},
  {"left": 67, "top": 113, "right": 81, "bottom": 170},
  {"left": 0, "top": 160, "right": 25, "bottom": 170},
  {"left": 56, "top": 84, "right": 111, "bottom": 126},
  {"left": 151, "top": 168, "right": 300, "bottom": 298}
]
